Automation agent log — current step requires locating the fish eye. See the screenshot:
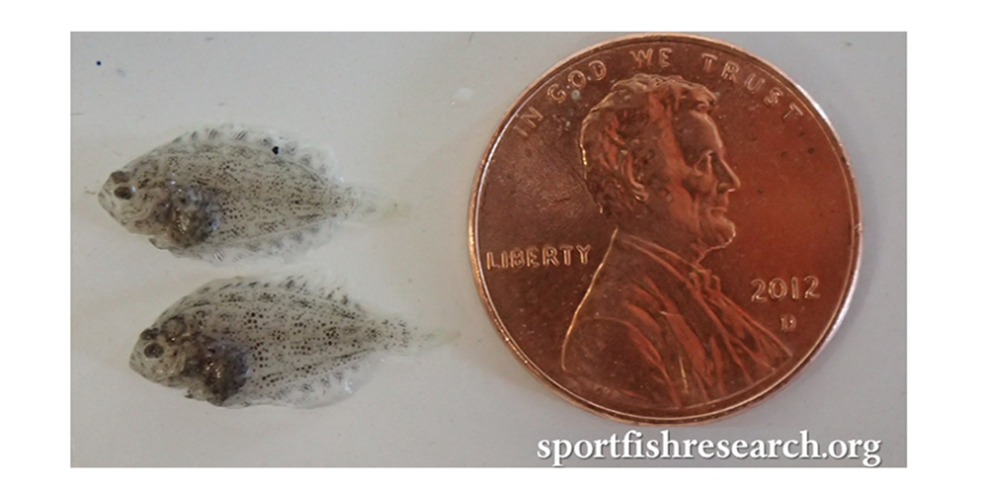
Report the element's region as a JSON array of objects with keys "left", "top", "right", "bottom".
[
  {"left": 114, "top": 186, "right": 135, "bottom": 200},
  {"left": 144, "top": 342, "right": 164, "bottom": 358},
  {"left": 110, "top": 171, "right": 129, "bottom": 183}
]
